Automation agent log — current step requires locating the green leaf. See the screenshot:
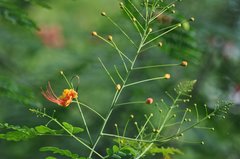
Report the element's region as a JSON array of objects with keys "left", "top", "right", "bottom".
[
  {"left": 40, "top": 146, "right": 83, "bottom": 159},
  {"left": 72, "top": 127, "right": 84, "bottom": 134},
  {"left": 0, "top": 131, "right": 33, "bottom": 141},
  {"left": 62, "top": 122, "right": 84, "bottom": 134},
  {"left": 35, "top": 125, "right": 56, "bottom": 134},
  {"left": 0, "top": 123, "right": 37, "bottom": 141},
  {"left": 106, "top": 148, "right": 113, "bottom": 155},
  {"left": 111, "top": 154, "right": 121, "bottom": 159},
  {"left": 45, "top": 157, "right": 57, "bottom": 159},
  {"left": 121, "top": 146, "right": 138, "bottom": 156},
  {"left": 113, "top": 145, "right": 119, "bottom": 153},
  {"left": 62, "top": 122, "right": 74, "bottom": 133},
  {"left": 117, "top": 151, "right": 126, "bottom": 157},
  {"left": 149, "top": 146, "right": 184, "bottom": 158},
  {"left": 106, "top": 145, "right": 136, "bottom": 159},
  {"left": 33, "top": 0, "right": 51, "bottom": 9}
]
